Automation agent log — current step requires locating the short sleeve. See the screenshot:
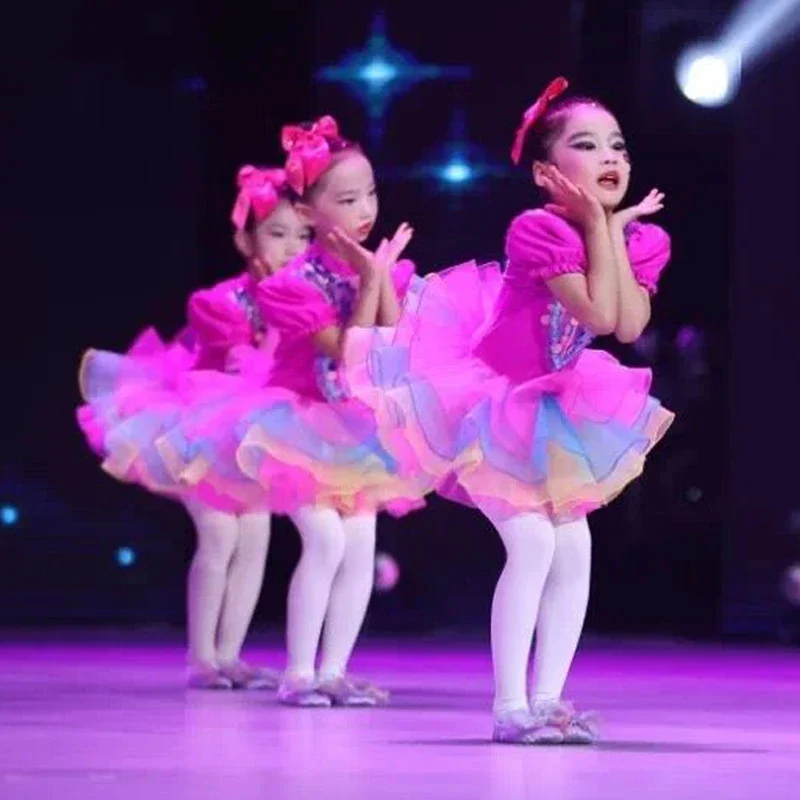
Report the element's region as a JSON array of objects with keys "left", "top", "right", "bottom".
[
  {"left": 187, "top": 288, "right": 252, "bottom": 354},
  {"left": 505, "top": 210, "right": 586, "bottom": 280},
  {"left": 627, "top": 223, "right": 671, "bottom": 295},
  {"left": 391, "top": 259, "right": 416, "bottom": 300},
  {"left": 256, "top": 271, "right": 338, "bottom": 337}
]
